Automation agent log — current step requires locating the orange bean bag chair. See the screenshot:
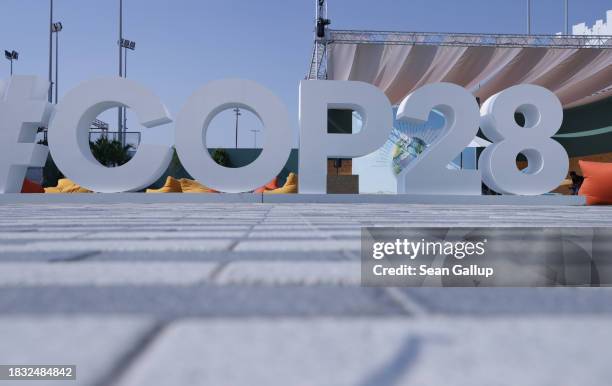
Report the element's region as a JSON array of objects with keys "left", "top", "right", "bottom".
[
  {"left": 146, "top": 176, "right": 182, "bottom": 193},
  {"left": 179, "top": 178, "right": 218, "bottom": 193},
  {"left": 265, "top": 177, "right": 278, "bottom": 190},
  {"left": 264, "top": 173, "right": 298, "bottom": 194},
  {"left": 21, "top": 179, "right": 44, "bottom": 193},
  {"left": 578, "top": 161, "right": 612, "bottom": 205},
  {"left": 254, "top": 177, "right": 278, "bottom": 193},
  {"left": 44, "top": 178, "right": 92, "bottom": 193}
]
